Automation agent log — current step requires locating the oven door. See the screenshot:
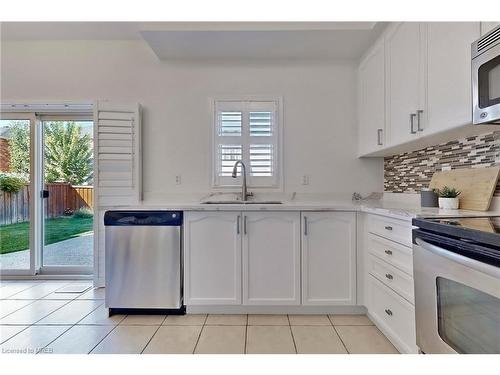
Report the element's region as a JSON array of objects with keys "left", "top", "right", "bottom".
[
  {"left": 472, "top": 42, "right": 500, "bottom": 124},
  {"left": 413, "top": 238, "right": 500, "bottom": 354}
]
